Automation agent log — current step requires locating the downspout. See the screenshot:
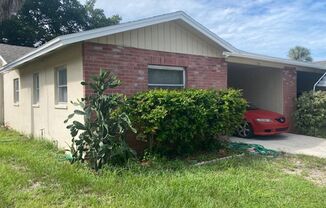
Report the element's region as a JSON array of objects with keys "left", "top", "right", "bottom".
[{"left": 313, "top": 72, "right": 326, "bottom": 92}]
